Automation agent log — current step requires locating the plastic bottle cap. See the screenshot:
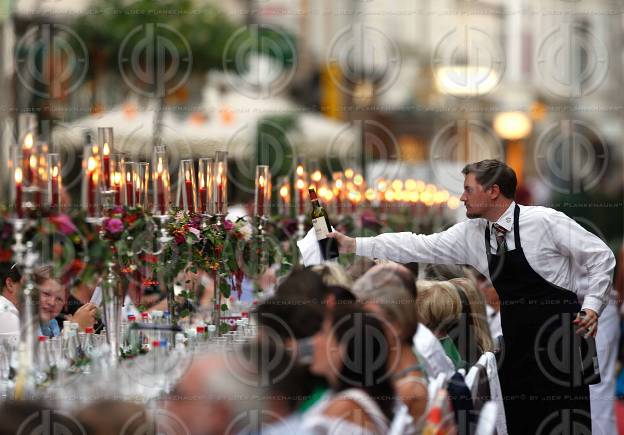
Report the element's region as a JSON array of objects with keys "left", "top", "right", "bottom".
[
  {"left": 128, "top": 315, "right": 136, "bottom": 321},
  {"left": 196, "top": 326, "right": 205, "bottom": 333},
  {"left": 85, "top": 327, "right": 94, "bottom": 334},
  {"left": 38, "top": 336, "right": 47, "bottom": 342},
  {"left": 151, "top": 340, "right": 160, "bottom": 347},
  {"left": 429, "top": 407, "right": 442, "bottom": 424},
  {"left": 242, "top": 312, "right": 249, "bottom": 318},
  {"left": 141, "top": 312, "right": 149, "bottom": 318},
  {"left": 159, "top": 339, "right": 168, "bottom": 347}
]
